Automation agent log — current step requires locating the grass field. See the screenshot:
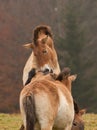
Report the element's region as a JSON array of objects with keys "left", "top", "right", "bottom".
[{"left": 0, "top": 113, "right": 97, "bottom": 130}]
